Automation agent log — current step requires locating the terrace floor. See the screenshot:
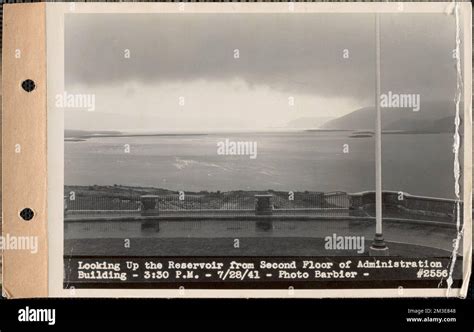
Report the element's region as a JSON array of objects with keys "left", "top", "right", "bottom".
[{"left": 64, "top": 217, "right": 460, "bottom": 256}]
